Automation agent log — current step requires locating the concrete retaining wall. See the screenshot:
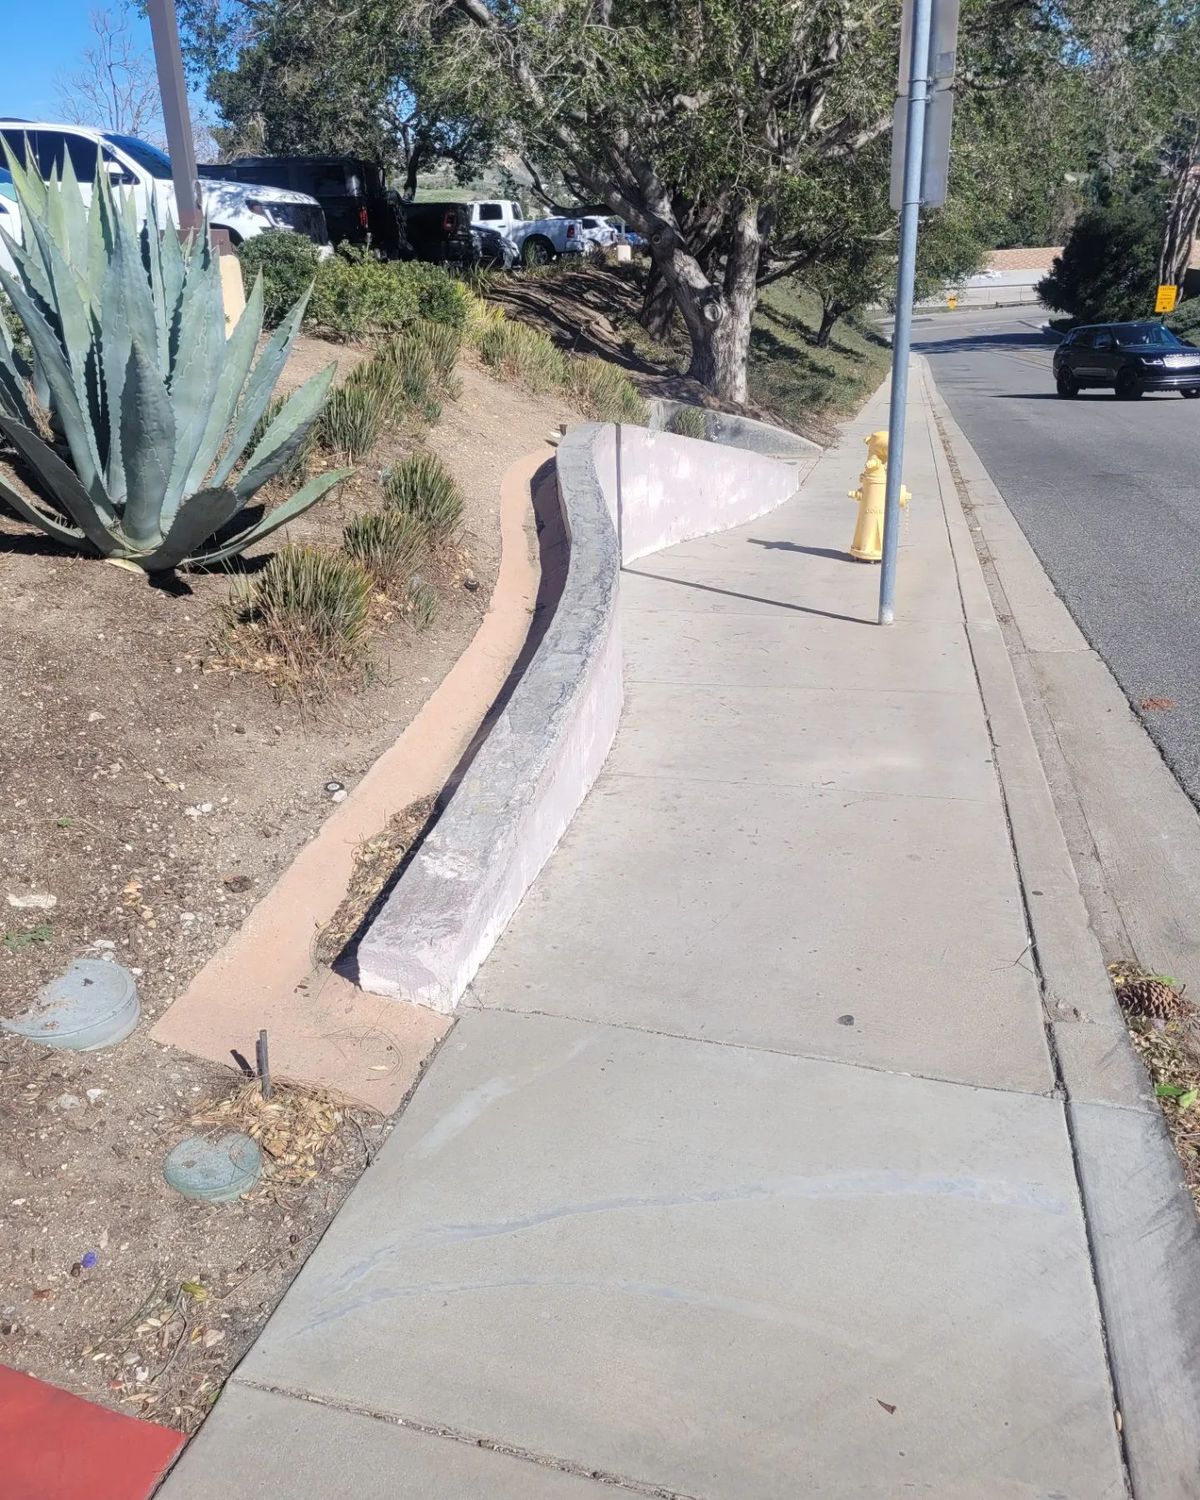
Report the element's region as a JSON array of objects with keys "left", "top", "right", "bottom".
[
  {"left": 601, "top": 419, "right": 816, "bottom": 564},
  {"left": 357, "top": 417, "right": 805, "bottom": 1014},
  {"left": 647, "top": 399, "right": 821, "bottom": 463}
]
